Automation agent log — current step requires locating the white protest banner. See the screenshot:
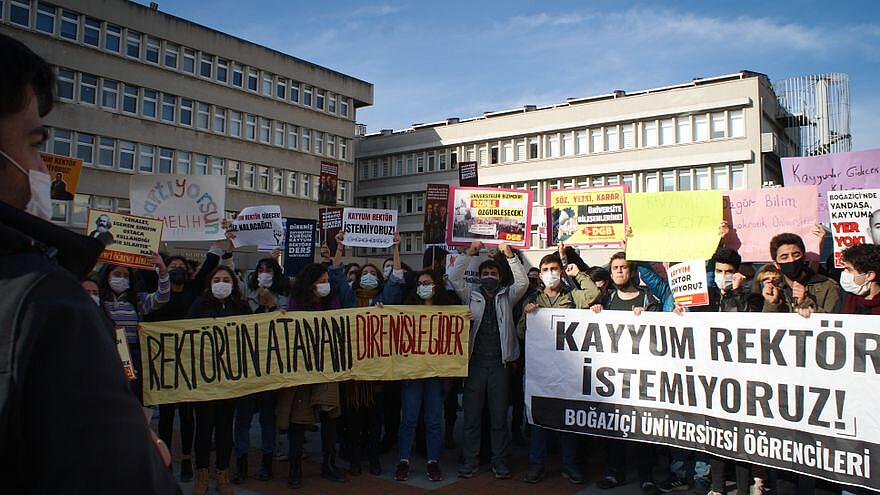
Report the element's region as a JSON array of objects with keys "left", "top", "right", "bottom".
[
  {"left": 342, "top": 208, "right": 397, "bottom": 248},
  {"left": 667, "top": 260, "right": 709, "bottom": 308},
  {"left": 229, "top": 205, "right": 284, "bottom": 250},
  {"left": 525, "top": 309, "right": 880, "bottom": 491},
  {"left": 827, "top": 188, "right": 880, "bottom": 267},
  {"left": 444, "top": 251, "right": 489, "bottom": 290},
  {"left": 130, "top": 175, "right": 225, "bottom": 241}
]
